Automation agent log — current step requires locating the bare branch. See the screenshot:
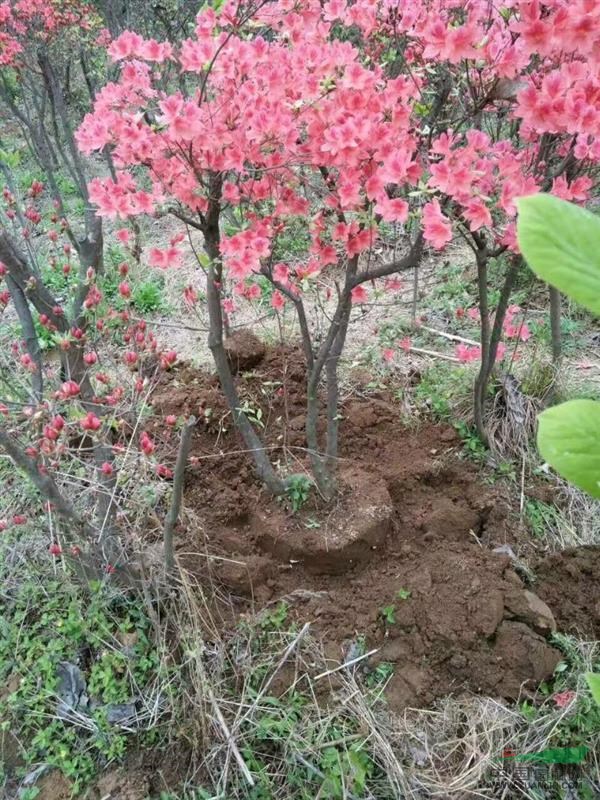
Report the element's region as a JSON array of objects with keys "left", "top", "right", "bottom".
[
  {"left": 354, "top": 231, "right": 424, "bottom": 284},
  {"left": 163, "top": 416, "right": 197, "bottom": 572}
]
